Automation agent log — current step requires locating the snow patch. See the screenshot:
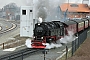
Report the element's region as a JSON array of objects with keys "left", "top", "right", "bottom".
[{"left": 3, "top": 48, "right": 16, "bottom": 51}]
